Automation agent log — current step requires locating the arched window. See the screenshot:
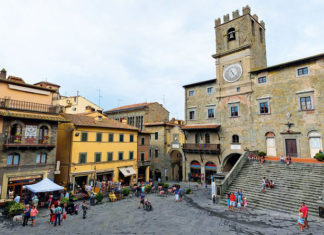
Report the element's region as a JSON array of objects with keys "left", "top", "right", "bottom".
[
  {"left": 227, "top": 28, "right": 236, "bottom": 41},
  {"left": 36, "top": 152, "right": 47, "bottom": 164},
  {"left": 7, "top": 153, "right": 20, "bottom": 165},
  {"left": 39, "top": 126, "right": 49, "bottom": 144},
  {"left": 10, "top": 124, "right": 22, "bottom": 143},
  {"left": 205, "top": 133, "right": 210, "bottom": 144},
  {"left": 232, "top": 135, "right": 239, "bottom": 143}
]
